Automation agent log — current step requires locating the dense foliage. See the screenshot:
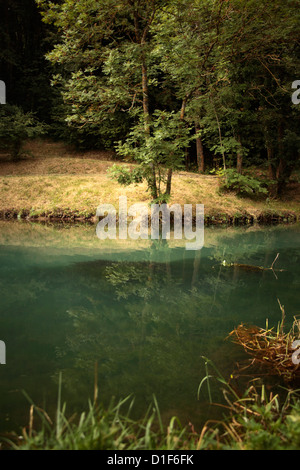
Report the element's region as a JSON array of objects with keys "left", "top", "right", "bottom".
[
  {"left": 0, "top": 0, "right": 299, "bottom": 196},
  {"left": 218, "top": 169, "right": 269, "bottom": 199},
  {"left": 0, "top": 105, "right": 46, "bottom": 159}
]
